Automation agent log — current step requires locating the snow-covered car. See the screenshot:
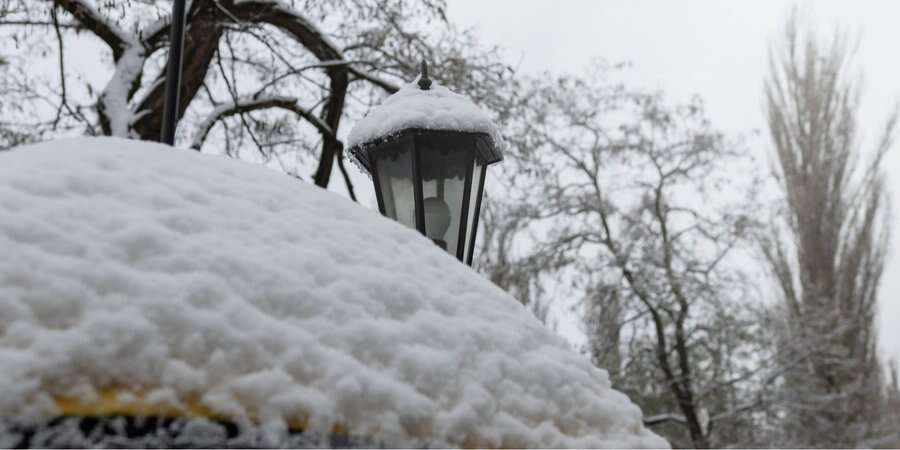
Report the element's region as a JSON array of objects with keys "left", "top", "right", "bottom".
[{"left": 0, "top": 138, "right": 667, "bottom": 448}]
